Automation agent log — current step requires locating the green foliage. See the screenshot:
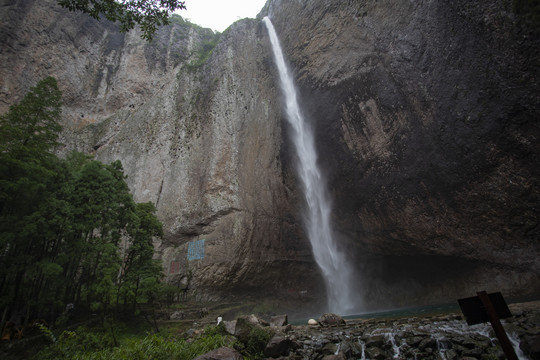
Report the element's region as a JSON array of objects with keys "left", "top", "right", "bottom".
[
  {"left": 184, "top": 332, "right": 235, "bottom": 359},
  {"left": 0, "top": 77, "right": 66, "bottom": 319},
  {"left": 232, "top": 326, "right": 273, "bottom": 360},
  {"left": 245, "top": 327, "right": 273, "bottom": 359},
  {"left": 57, "top": 0, "right": 187, "bottom": 41},
  {"left": 36, "top": 323, "right": 57, "bottom": 344},
  {"left": 36, "top": 326, "right": 236, "bottom": 360},
  {"left": 168, "top": 13, "right": 187, "bottom": 27},
  {"left": 0, "top": 77, "right": 166, "bottom": 339},
  {"left": 185, "top": 34, "right": 221, "bottom": 70},
  {"left": 0, "top": 76, "right": 62, "bottom": 155},
  {"left": 37, "top": 325, "right": 115, "bottom": 359}
]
